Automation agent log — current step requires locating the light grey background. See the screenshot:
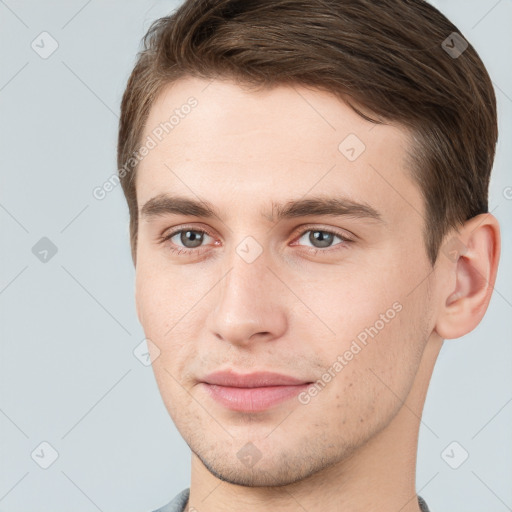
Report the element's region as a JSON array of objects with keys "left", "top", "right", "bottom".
[{"left": 0, "top": 1, "right": 510, "bottom": 511}]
